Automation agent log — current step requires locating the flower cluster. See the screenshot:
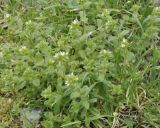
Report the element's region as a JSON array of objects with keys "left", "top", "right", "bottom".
[
  {"left": 19, "top": 46, "right": 27, "bottom": 52},
  {"left": 54, "top": 51, "right": 68, "bottom": 60},
  {"left": 65, "top": 73, "right": 78, "bottom": 86},
  {"left": 121, "top": 38, "right": 128, "bottom": 48},
  {"left": 25, "top": 20, "right": 32, "bottom": 25},
  {"left": 100, "top": 49, "right": 112, "bottom": 58},
  {"left": 72, "top": 19, "right": 79, "bottom": 25},
  {"left": 153, "top": 7, "right": 160, "bottom": 14},
  {"left": 69, "top": 19, "right": 80, "bottom": 29}
]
